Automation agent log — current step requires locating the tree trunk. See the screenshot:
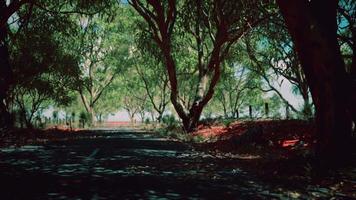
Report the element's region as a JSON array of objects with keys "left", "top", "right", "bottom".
[
  {"left": 350, "top": 23, "right": 356, "bottom": 134},
  {"left": 131, "top": 0, "right": 224, "bottom": 133},
  {"left": 302, "top": 97, "right": 312, "bottom": 119},
  {"left": 265, "top": 103, "right": 269, "bottom": 118},
  {"left": 128, "top": 113, "right": 135, "bottom": 124},
  {"left": 285, "top": 105, "right": 290, "bottom": 120},
  {"left": 249, "top": 105, "right": 252, "bottom": 119},
  {"left": 18, "top": 111, "right": 24, "bottom": 128},
  {"left": 182, "top": 104, "right": 204, "bottom": 133},
  {"left": 277, "top": 0, "right": 353, "bottom": 166},
  {"left": 89, "top": 107, "right": 96, "bottom": 126},
  {"left": 222, "top": 102, "right": 228, "bottom": 118},
  {"left": 140, "top": 111, "right": 145, "bottom": 123},
  {"left": 25, "top": 119, "right": 33, "bottom": 129},
  {"left": 0, "top": 2, "right": 13, "bottom": 129},
  {"left": 98, "top": 113, "right": 102, "bottom": 123},
  {"left": 157, "top": 112, "right": 163, "bottom": 123}
]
